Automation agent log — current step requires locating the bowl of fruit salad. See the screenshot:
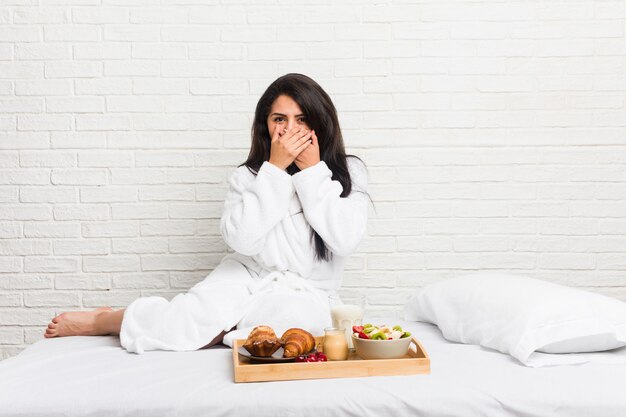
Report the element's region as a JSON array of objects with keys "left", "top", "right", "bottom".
[{"left": 351, "top": 324, "right": 412, "bottom": 359}]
